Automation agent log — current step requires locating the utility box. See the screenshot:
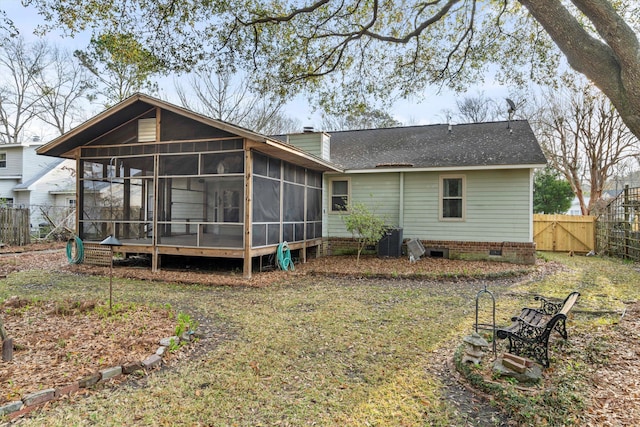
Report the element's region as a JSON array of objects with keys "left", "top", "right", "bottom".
[{"left": 378, "top": 228, "right": 403, "bottom": 258}]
